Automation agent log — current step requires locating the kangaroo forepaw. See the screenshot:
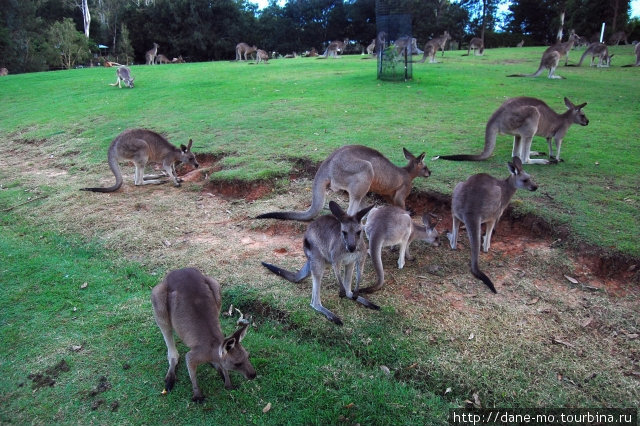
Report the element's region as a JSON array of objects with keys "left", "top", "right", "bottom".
[
  {"left": 164, "top": 376, "right": 176, "bottom": 392},
  {"left": 191, "top": 394, "right": 205, "bottom": 403}
]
